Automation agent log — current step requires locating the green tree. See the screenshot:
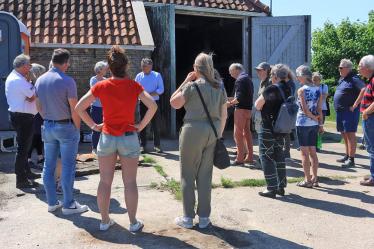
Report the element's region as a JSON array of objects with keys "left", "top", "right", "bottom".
[{"left": 311, "top": 11, "right": 374, "bottom": 90}]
